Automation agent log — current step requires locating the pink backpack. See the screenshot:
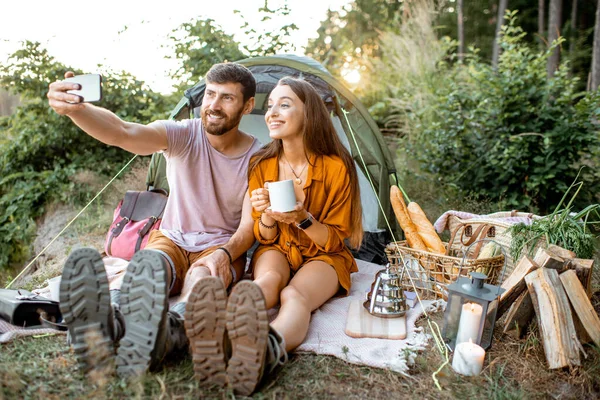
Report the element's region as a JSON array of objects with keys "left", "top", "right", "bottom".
[{"left": 104, "top": 190, "right": 168, "bottom": 260}]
